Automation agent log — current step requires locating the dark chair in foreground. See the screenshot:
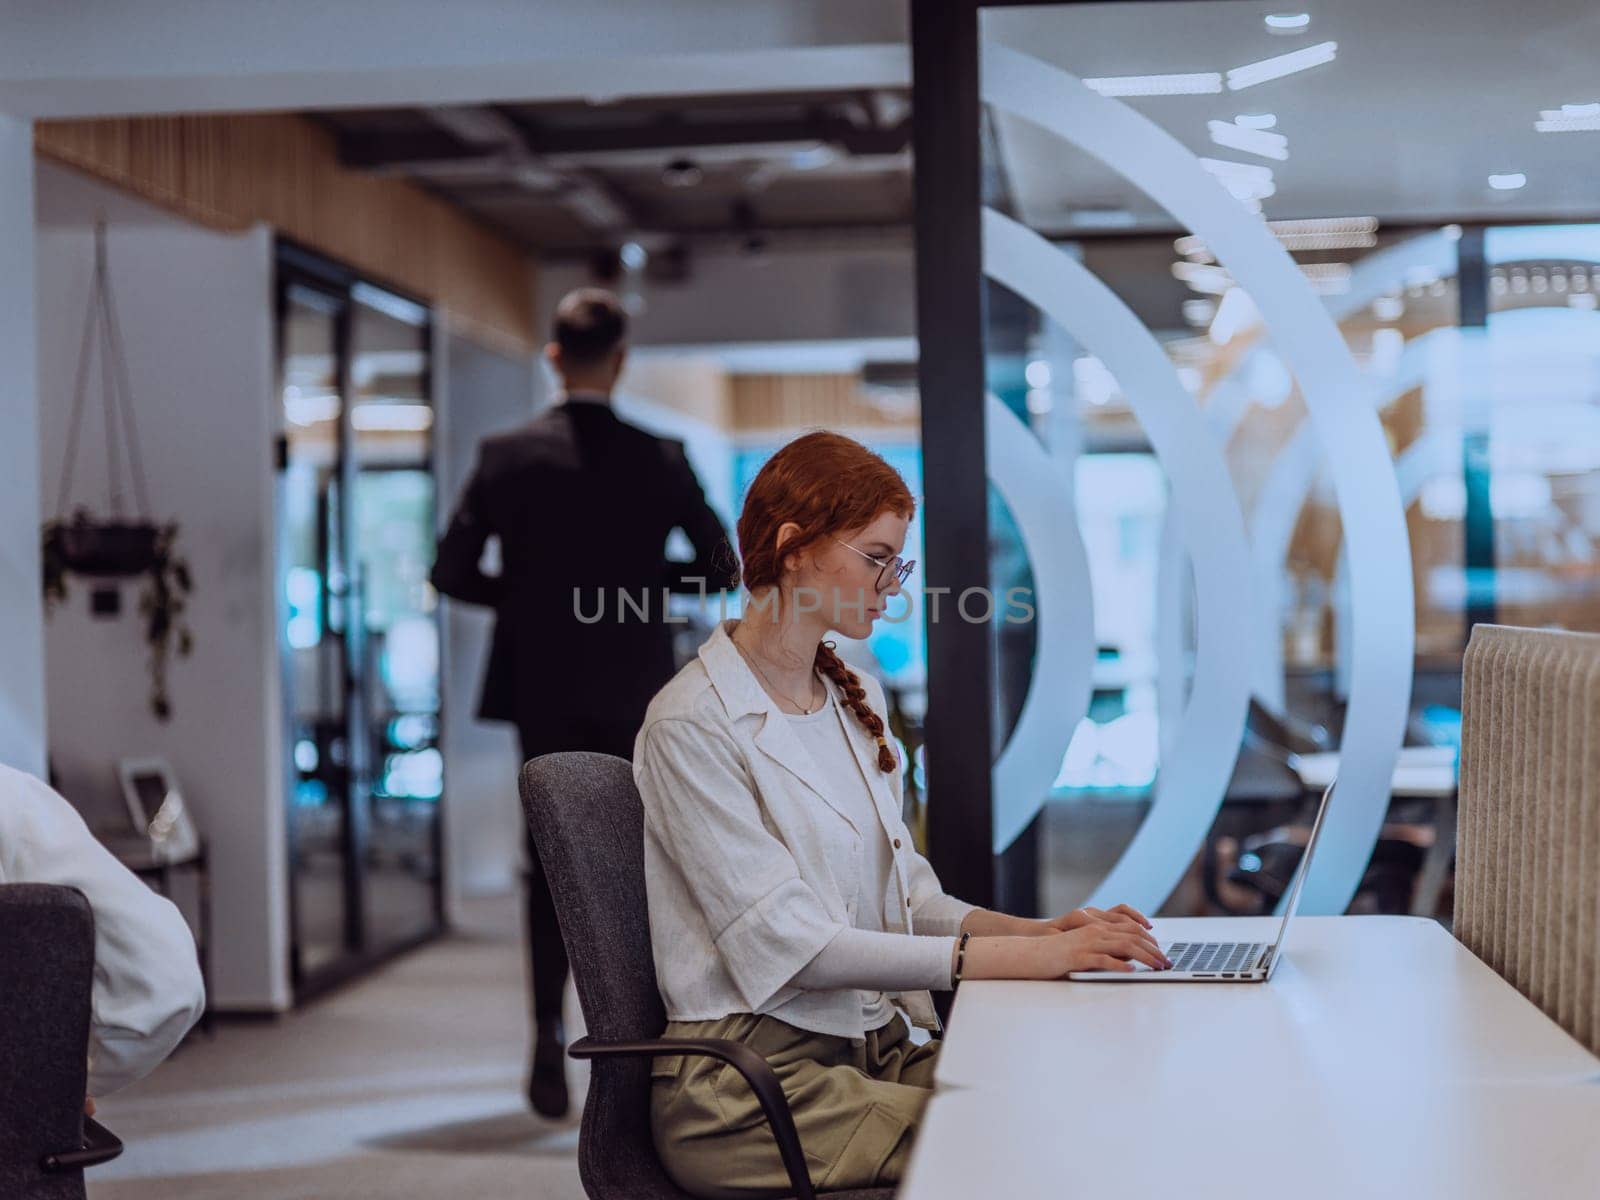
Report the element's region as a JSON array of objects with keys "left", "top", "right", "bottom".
[
  {"left": 0, "top": 885, "right": 125, "bottom": 1200},
  {"left": 519, "top": 751, "right": 894, "bottom": 1200}
]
